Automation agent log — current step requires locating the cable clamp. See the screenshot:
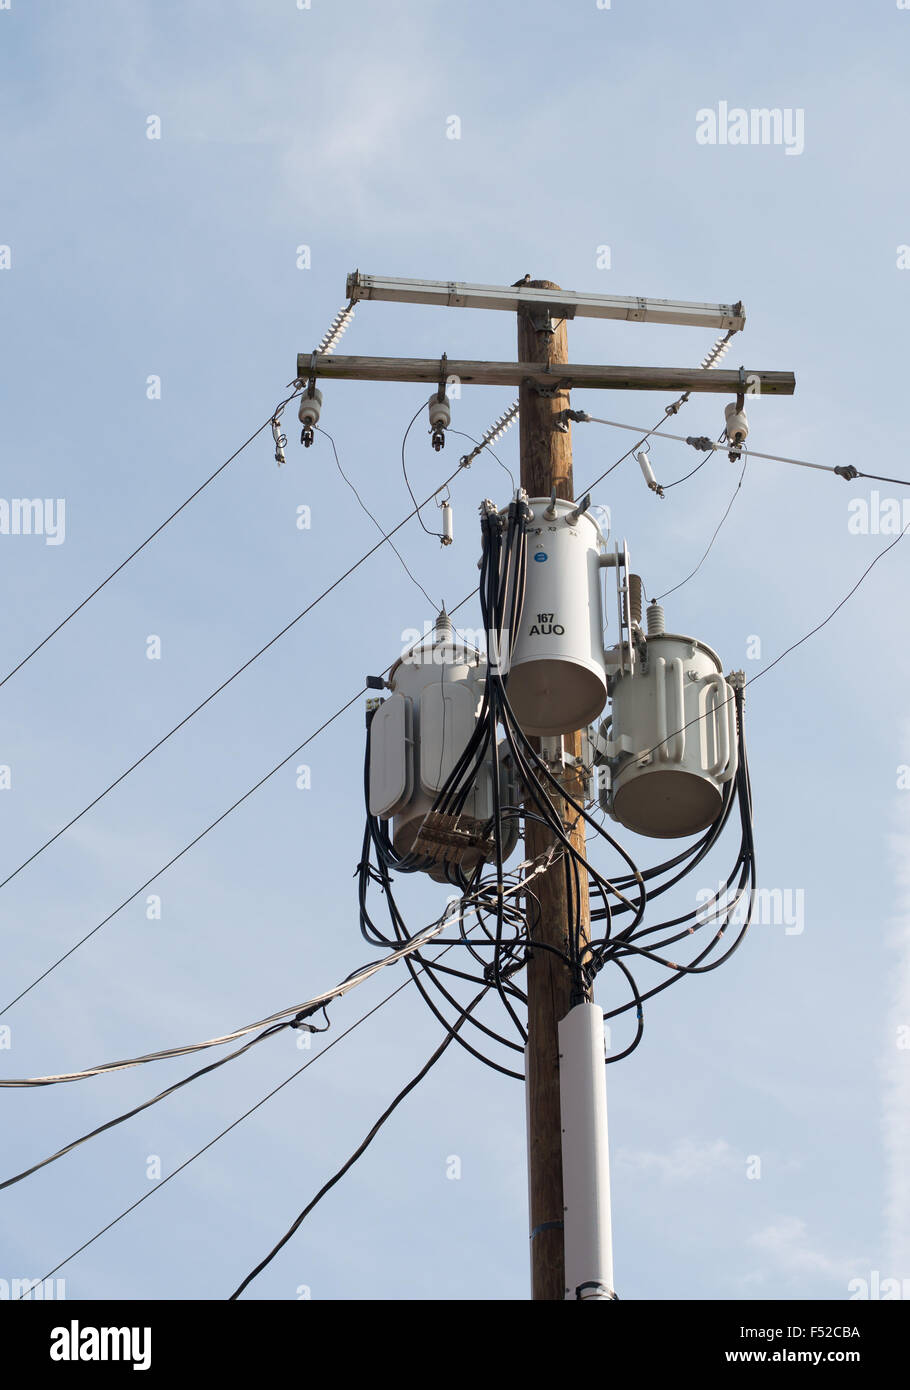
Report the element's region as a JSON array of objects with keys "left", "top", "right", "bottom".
[
  {"left": 834, "top": 464, "right": 859, "bottom": 481},
  {"left": 291, "top": 1004, "right": 330, "bottom": 1032},
  {"left": 685, "top": 435, "right": 717, "bottom": 452}
]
